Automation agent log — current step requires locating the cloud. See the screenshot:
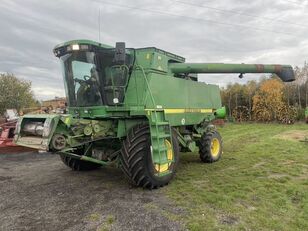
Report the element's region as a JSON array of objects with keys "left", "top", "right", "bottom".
[{"left": 0, "top": 0, "right": 307, "bottom": 100}]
